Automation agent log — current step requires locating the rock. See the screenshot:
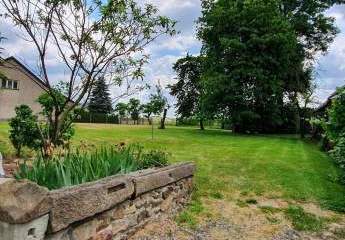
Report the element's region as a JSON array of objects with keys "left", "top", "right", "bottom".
[
  {"left": 0, "top": 214, "right": 49, "bottom": 240},
  {"left": 70, "top": 219, "right": 99, "bottom": 240},
  {"left": 272, "top": 228, "right": 301, "bottom": 240},
  {"left": 161, "top": 195, "right": 174, "bottom": 212},
  {"left": 93, "top": 227, "right": 113, "bottom": 240},
  {"left": 45, "top": 229, "right": 70, "bottom": 240},
  {"left": 0, "top": 178, "right": 51, "bottom": 224},
  {"left": 132, "top": 163, "right": 196, "bottom": 196},
  {"left": 0, "top": 152, "right": 4, "bottom": 176},
  {"left": 48, "top": 175, "right": 134, "bottom": 233}
]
